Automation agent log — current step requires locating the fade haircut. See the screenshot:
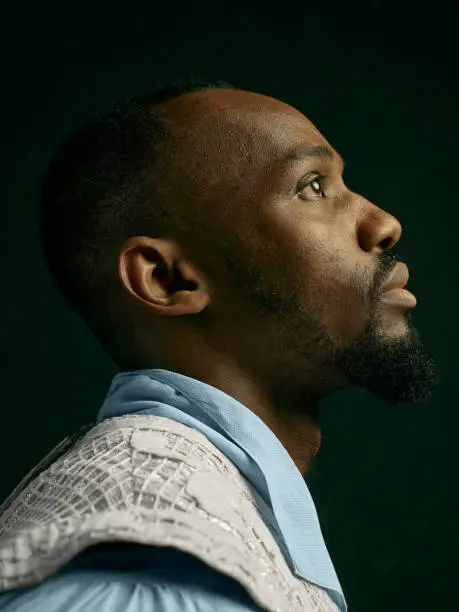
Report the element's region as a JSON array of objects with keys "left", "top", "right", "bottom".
[{"left": 39, "top": 75, "right": 237, "bottom": 369}]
